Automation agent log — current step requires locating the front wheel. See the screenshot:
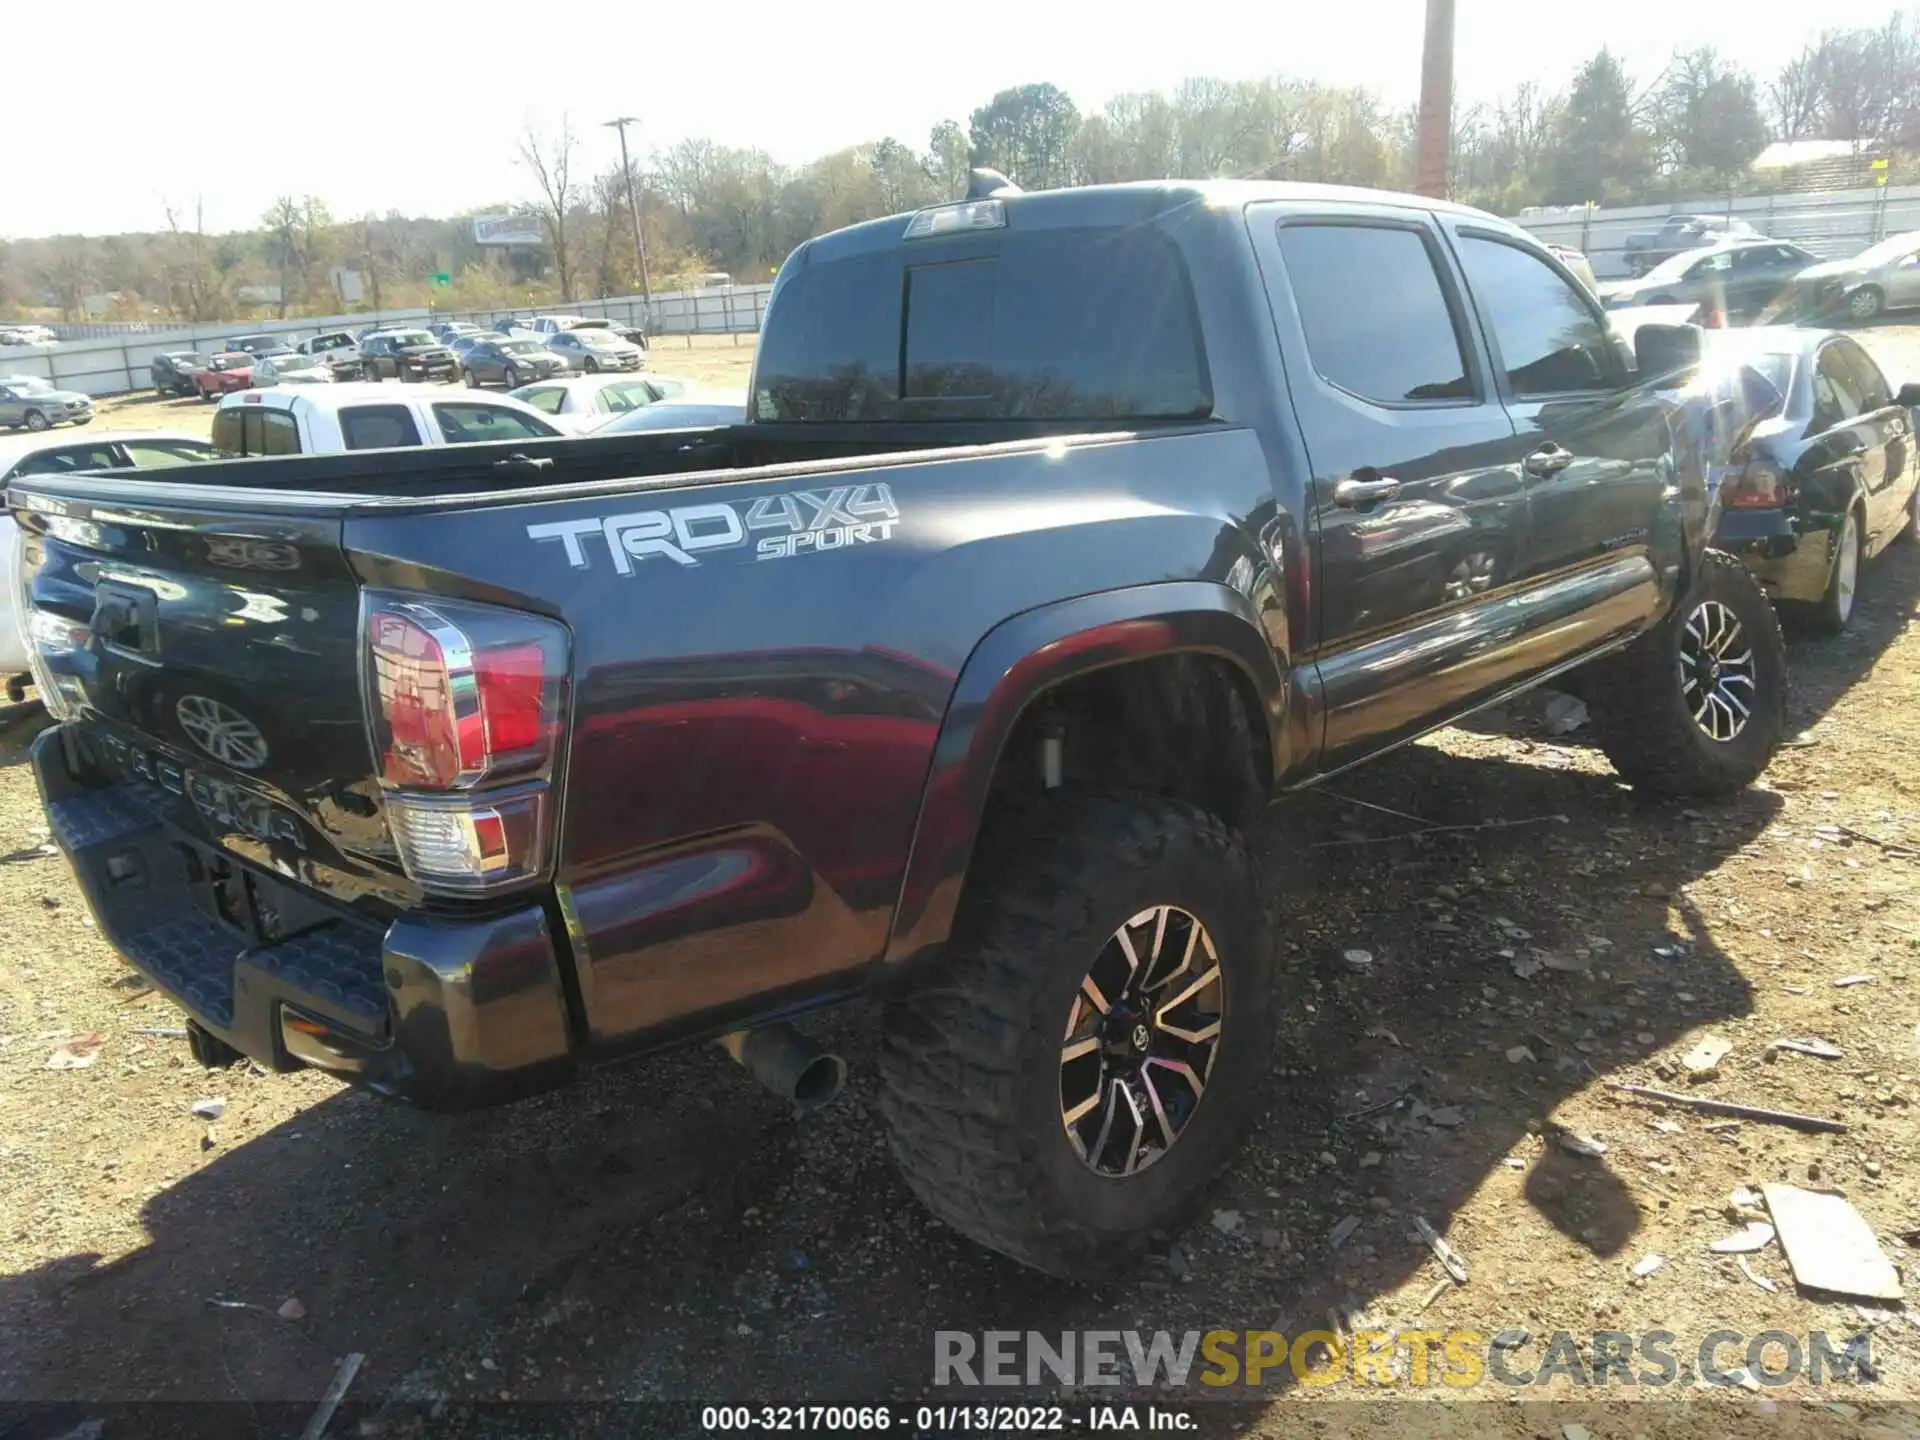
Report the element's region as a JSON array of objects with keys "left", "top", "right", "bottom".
[
  {"left": 1585, "top": 550, "right": 1787, "bottom": 797},
  {"left": 22, "top": 409, "right": 48, "bottom": 432},
  {"left": 503, "top": 364, "right": 520, "bottom": 389},
  {"left": 878, "top": 792, "right": 1272, "bottom": 1278},
  {"left": 1848, "top": 285, "right": 1885, "bottom": 324}
]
